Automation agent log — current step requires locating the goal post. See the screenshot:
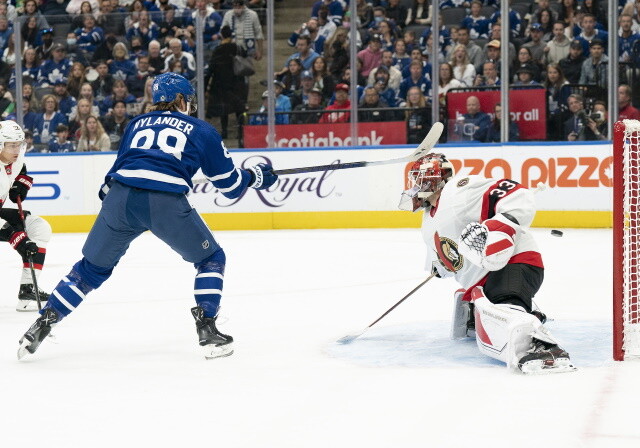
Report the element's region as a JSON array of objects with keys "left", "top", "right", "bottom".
[{"left": 613, "top": 119, "right": 640, "bottom": 361}]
